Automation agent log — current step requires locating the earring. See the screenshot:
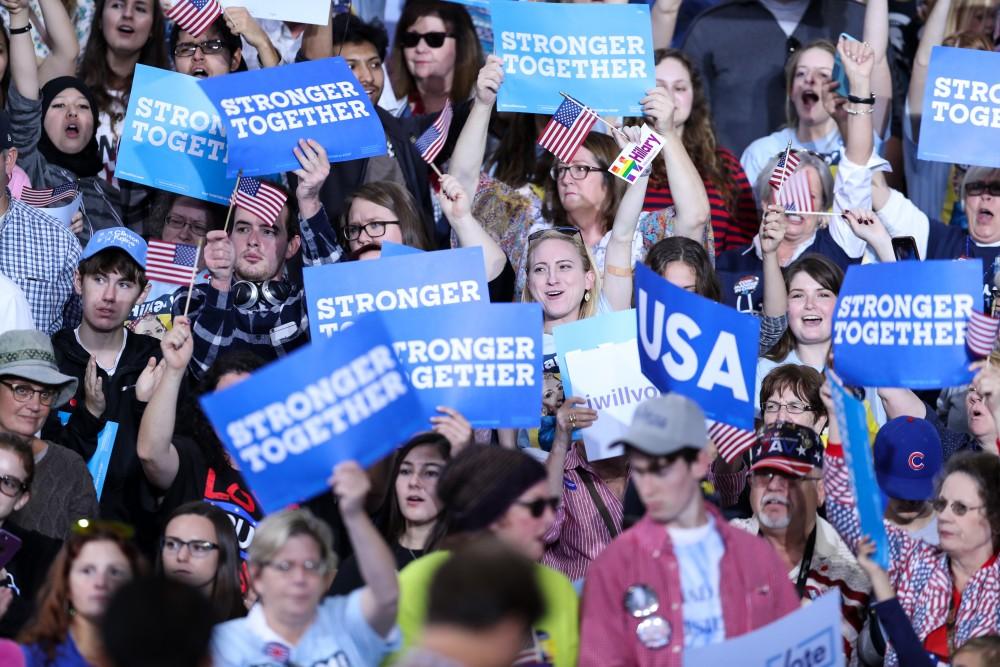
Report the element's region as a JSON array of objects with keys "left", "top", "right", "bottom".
[{"left": 584, "top": 290, "right": 591, "bottom": 303}]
